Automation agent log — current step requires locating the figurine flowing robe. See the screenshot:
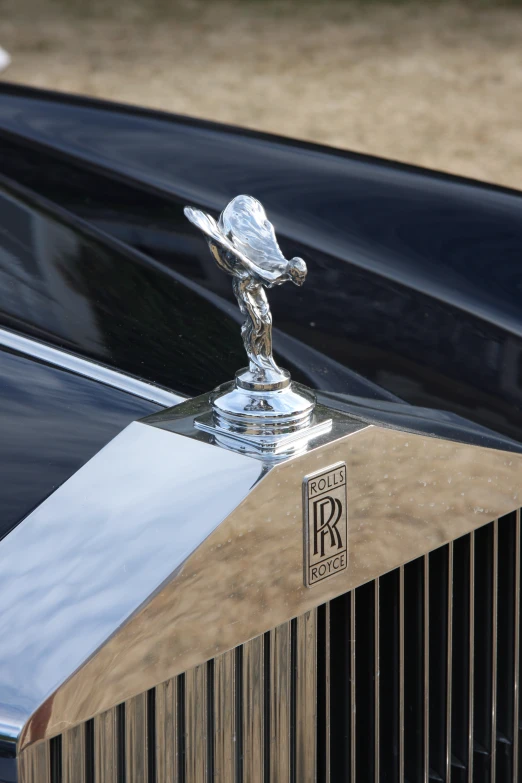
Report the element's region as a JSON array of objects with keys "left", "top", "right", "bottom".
[{"left": 185, "top": 195, "right": 307, "bottom": 386}]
